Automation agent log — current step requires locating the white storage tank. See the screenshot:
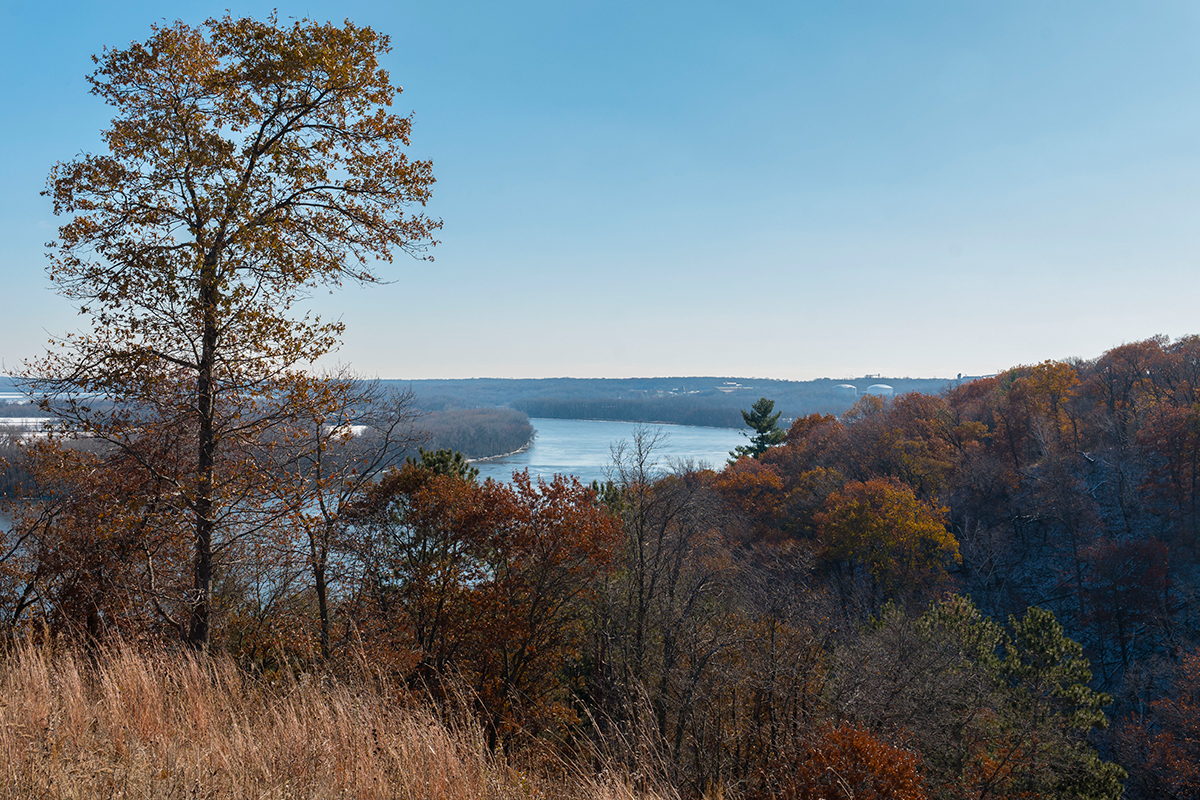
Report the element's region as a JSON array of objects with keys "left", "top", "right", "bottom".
[
  {"left": 865, "top": 384, "right": 894, "bottom": 398},
  {"left": 833, "top": 384, "right": 858, "bottom": 399}
]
